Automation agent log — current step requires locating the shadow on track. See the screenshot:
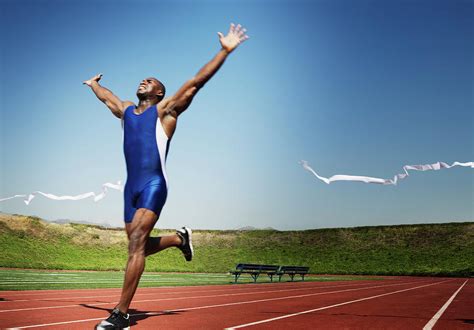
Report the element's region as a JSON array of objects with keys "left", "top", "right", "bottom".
[{"left": 80, "top": 303, "right": 185, "bottom": 326}]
